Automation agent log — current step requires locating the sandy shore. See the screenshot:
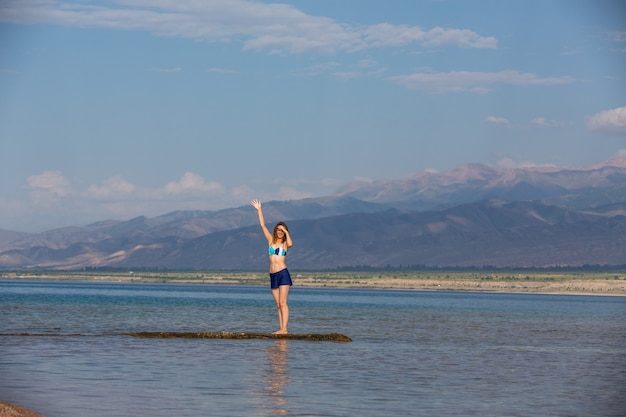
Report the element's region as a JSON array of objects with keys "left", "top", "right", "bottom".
[
  {"left": 175, "top": 273, "right": 626, "bottom": 295},
  {"left": 294, "top": 277, "right": 626, "bottom": 295},
  {"left": 0, "top": 402, "right": 44, "bottom": 417},
  {"left": 179, "top": 273, "right": 626, "bottom": 295},
  {"left": 4, "top": 272, "right": 626, "bottom": 296}
]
